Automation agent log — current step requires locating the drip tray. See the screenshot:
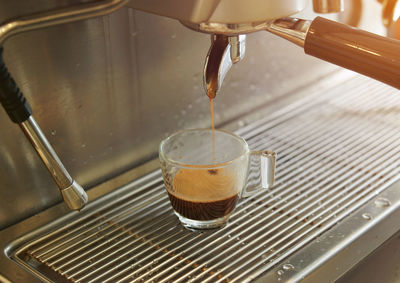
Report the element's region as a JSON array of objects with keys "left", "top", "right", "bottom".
[{"left": 2, "top": 72, "right": 400, "bottom": 282}]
